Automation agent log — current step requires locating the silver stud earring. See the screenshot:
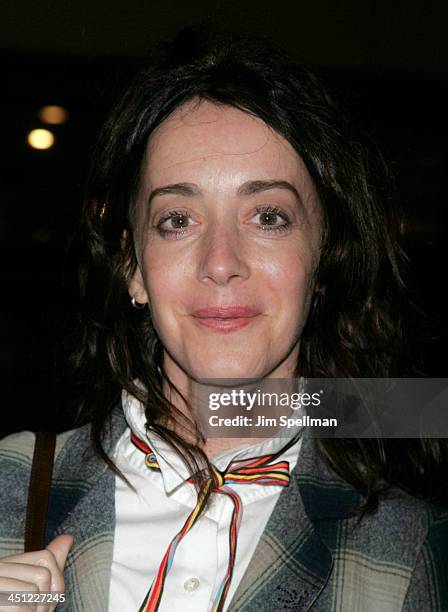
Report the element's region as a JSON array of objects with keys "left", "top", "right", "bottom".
[{"left": 131, "top": 296, "right": 147, "bottom": 310}]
